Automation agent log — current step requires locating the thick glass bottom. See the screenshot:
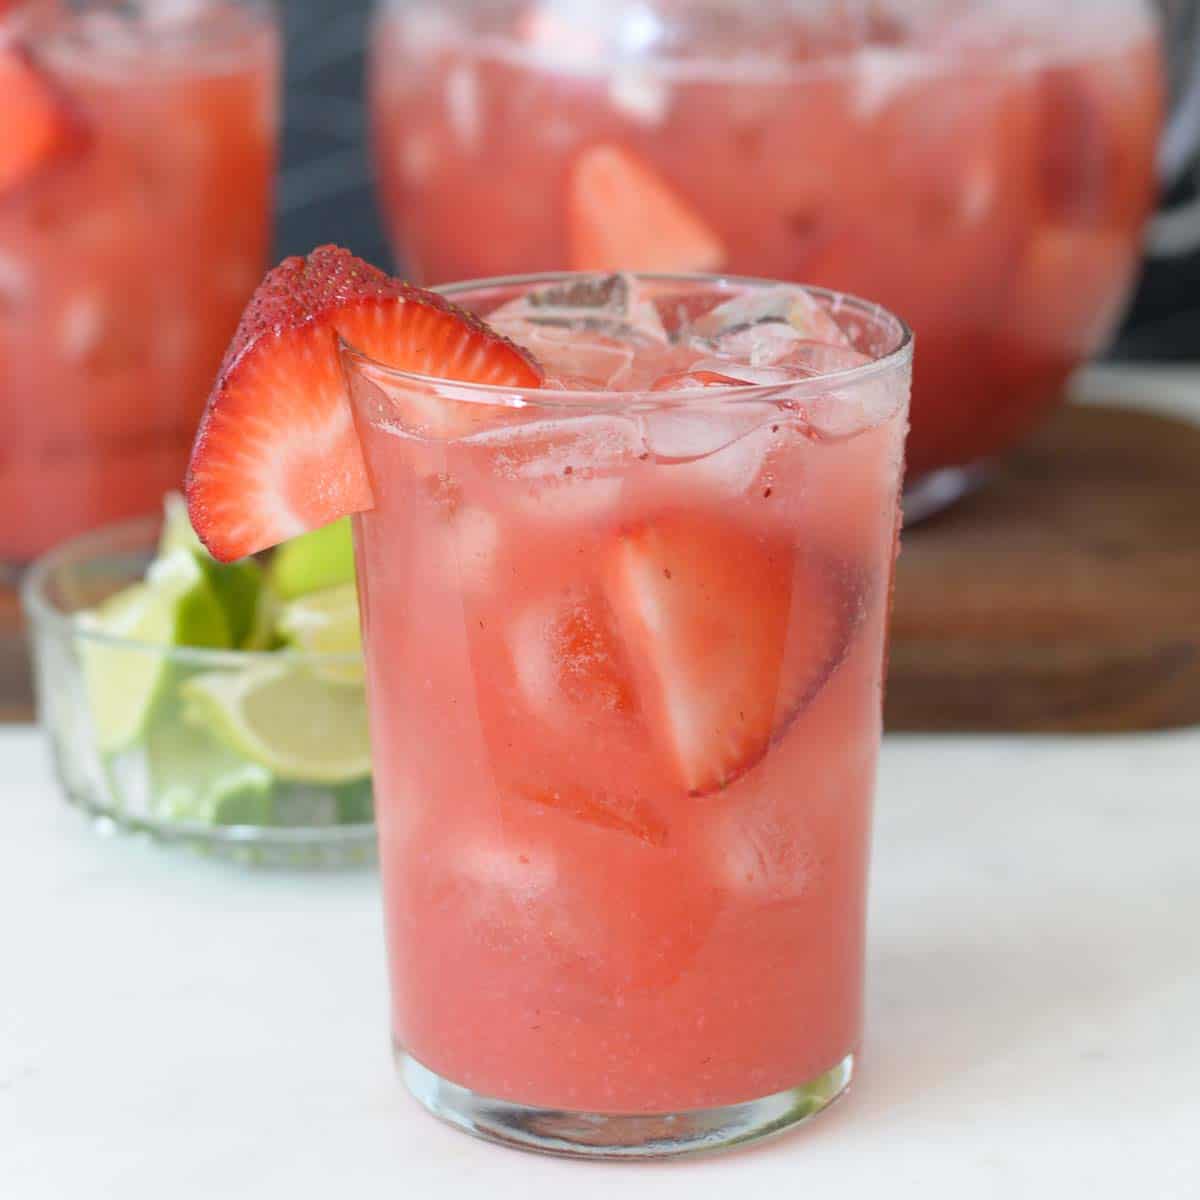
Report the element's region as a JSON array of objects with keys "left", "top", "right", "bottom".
[{"left": 397, "top": 1048, "right": 854, "bottom": 1160}]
